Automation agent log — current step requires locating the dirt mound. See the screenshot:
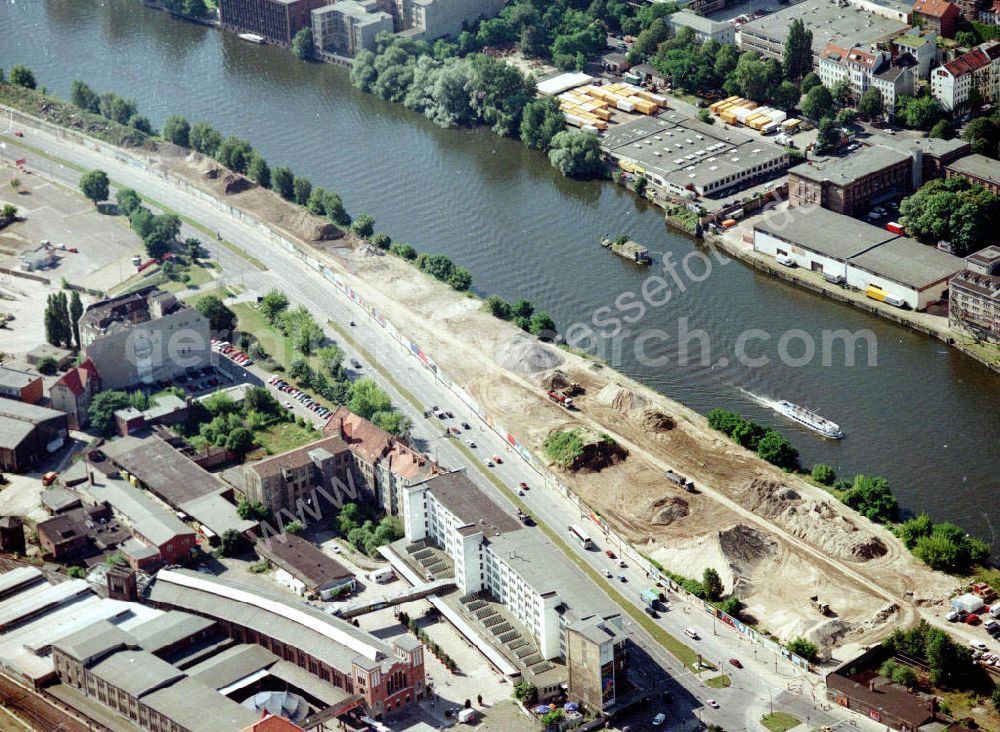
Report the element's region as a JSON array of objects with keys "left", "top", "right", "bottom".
[
  {"left": 570, "top": 432, "right": 628, "bottom": 473},
  {"left": 595, "top": 383, "right": 646, "bottom": 411},
  {"left": 223, "top": 173, "right": 253, "bottom": 195},
  {"left": 639, "top": 409, "right": 675, "bottom": 432},
  {"left": 740, "top": 479, "right": 888, "bottom": 563},
  {"left": 805, "top": 619, "right": 855, "bottom": 655},
  {"left": 495, "top": 334, "right": 564, "bottom": 375},
  {"left": 718, "top": 523, "right": 778, "bottom": 566},
  {"left": 648, "top": 496, "right": 689, "bottom": 525},
  {"left": 541, "top": 370, "right": 570, "bottom": 390}
]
